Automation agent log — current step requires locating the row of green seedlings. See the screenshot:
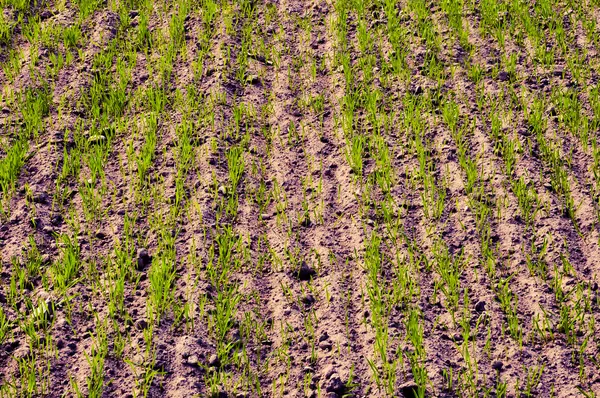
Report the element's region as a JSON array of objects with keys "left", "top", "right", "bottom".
[
  {"left": 247, "top": 4, "right": 332, "bottom": 393},
  {"left": 52, "top": 2, "right": 180, "bottom": 394},
  {"left": 550, "top": 86, "right": 600, "bottom": 235},
  {"left": 483, "top": 92, "right": 593, "bottom": 396},
  {"left": 204, "top": 90, "right": 247, "bottom": 396},
  {"left": 0, "top": 0, "right": 202, "bottom": 396},
  {"left": 436, "top": 0, "right": 597, "bottom": 93},
  {"left": 333, "top": 0, "right": 435, "bottom": 396},
  {"left": 66, "top": 13, "right": 147, "bottom": 397},
  {"left": 284, "top": 58, "right": 334, "bottom": 398},
  {"left": 253, "top": 5, "right": 350, "bottom": 395},
  {"left": 406, "top": 93, "right": 489, "bottom": 397},
  {"left": 527, "top": 95, "right": 578, "bottom": 226},
  {"left": 0, "top": 0, "right": 134, "bottom": 391},
  {"left": 113, "top": 1, "right": 218, "bottom": 394},
  {"left": 472, "top": 0, "right": 597, "bottom": 71},
  {"left": 481, "top": 85, "right": 575, "bottom": 397},
  {"left": 0, "top": 0, "right": 57, "bottom": 50},
  {"left": 199, "top": 4, "right": 268, "bottom": 391},
  {"left": 467, "top": 51, "right": 600, "bottom": 394},
  {"left": 228, "top": 3, "right": 358, "bottom": 394},
  {"left": 506, "top": 91, "right": 600, "bottom": 391},
  {"left": 0, "top": 21, "right": 78, "bottom": 392},
  {"left": 398, "top": 93, "right": 481, "bottom": 396},
  {"left": 441, "top": 94, "right": 529, "bottom": 396},
  {"left": 3, "top": 10, "right": 82, "bottom": 84},
  {"left": 0, "top": 85, "right": 50, "bottom": 217},
  {"left": 375, "top": 4, "right": 485, "bottom": 382},
  {"left": 228, "top": 4, "right": 335, "bottom": 393},
  {"left": 38, "top": 4, "right": 155, "bottom": 395},
  {"left": 0, "top": 236, "right": 56, "bottom": 397}
]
